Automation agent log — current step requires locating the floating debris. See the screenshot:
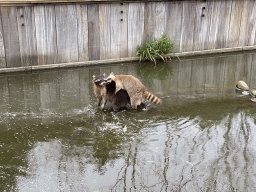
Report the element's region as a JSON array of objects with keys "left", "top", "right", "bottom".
[
  {"left": 236, "top": 80, "right": 249, "bottom": 91},
  {"left": 242, "top": 91, "right": 249, "bottom": 96},
  {"left": 250, "top": 89, "right": 256, "bottom": 97},
  {"left": 251, "top": 98, "right": 256, "bottom": 102}
]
